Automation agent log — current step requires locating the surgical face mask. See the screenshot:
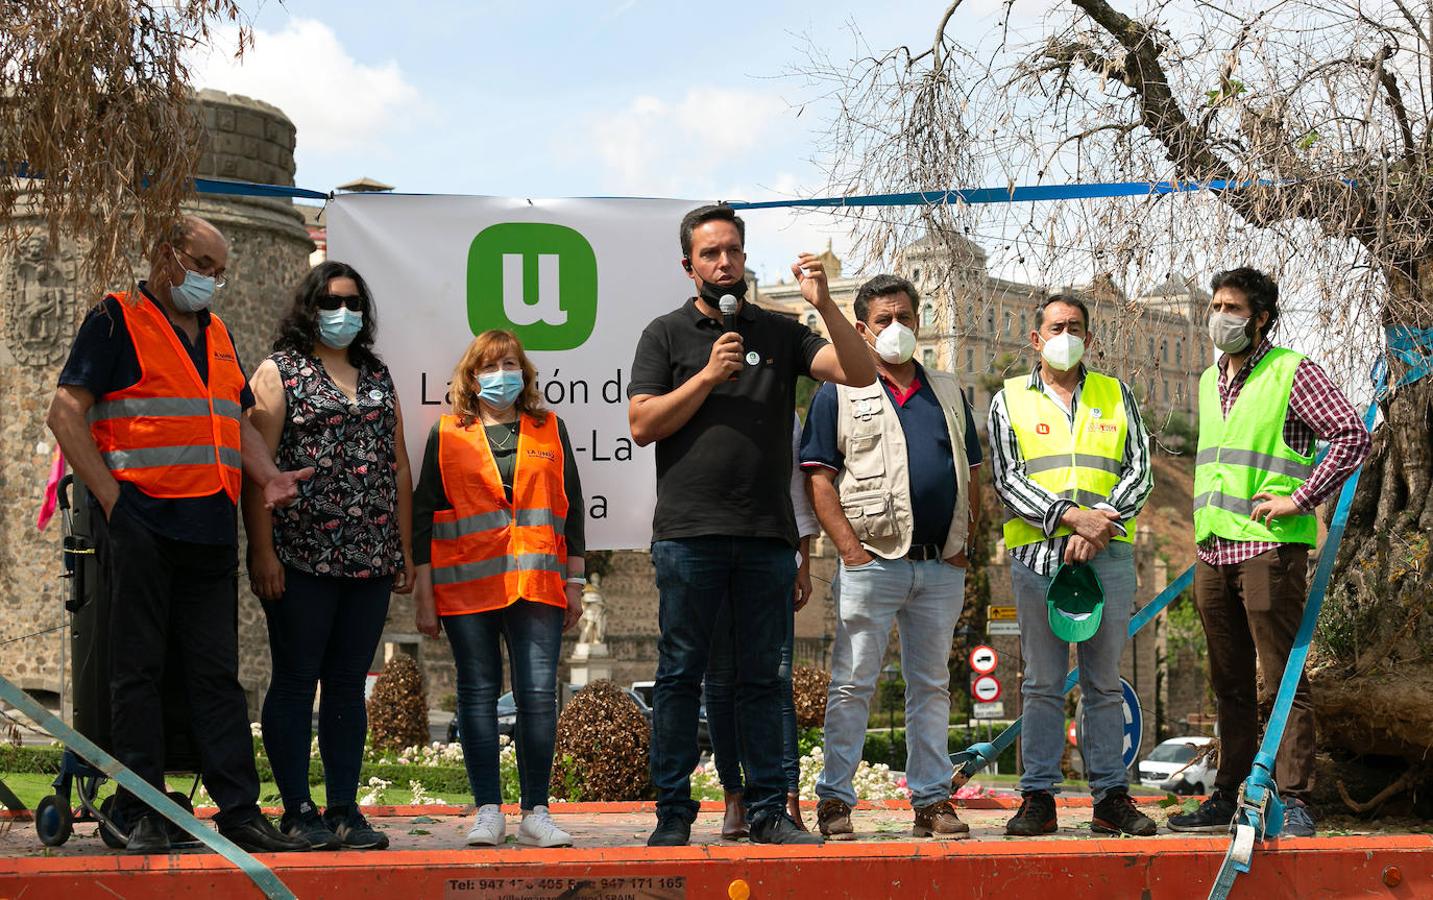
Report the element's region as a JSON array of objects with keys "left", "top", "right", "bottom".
[
  {"left": 871, "top": 321, "right": 917, "bottom": 364},
  {"left": 170, "top": 251, "right": 217, "bottom": 312},
  {"left": 1209, "top": 311, "right": 1253, "bottom": 354},
  {"left": 698, "top": 276, "right": 748, "bottom": 304},
  {"left": 1040, "top": 332, "right": 1085, "bottom": 371},
  {"left": 477, "top": 370, "right": 524, "bottom": 409},
  {"left": 317, "top": 308, "right": 363, "bottom": 349}
]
